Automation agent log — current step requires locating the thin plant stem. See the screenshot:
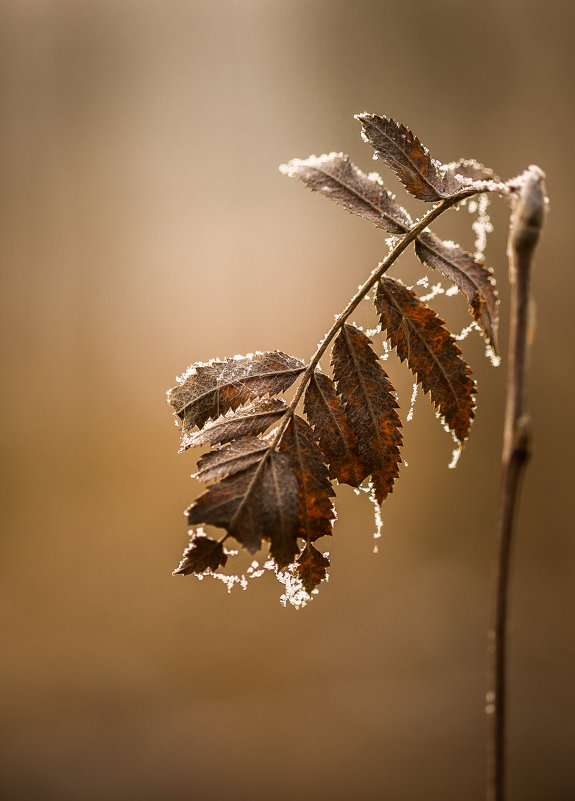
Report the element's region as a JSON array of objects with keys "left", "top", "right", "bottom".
[{"left": 487, "top": 166, "right": 547, "bottom": 801}]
